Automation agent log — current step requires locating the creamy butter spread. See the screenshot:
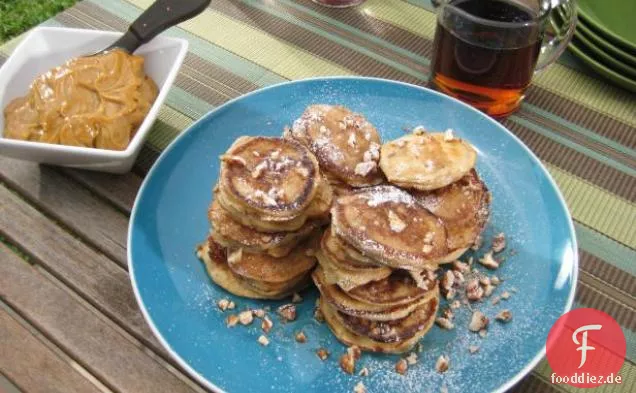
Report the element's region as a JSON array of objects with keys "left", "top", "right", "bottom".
[{"left": 3, "top": 49, "right": 158, "bottom": 150}]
